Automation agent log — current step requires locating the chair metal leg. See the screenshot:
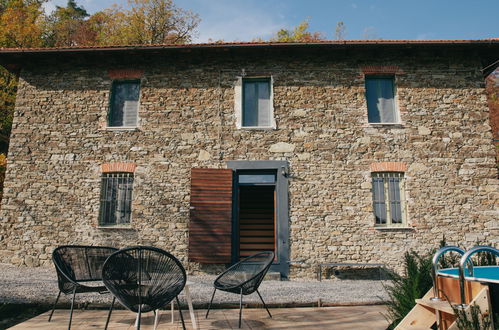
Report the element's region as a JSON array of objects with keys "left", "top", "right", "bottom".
[
  {"left": 68, "top": 288, "right": 76, "bottom": 330},
  {"left": 256, "top": 289, "right": 272, "bottom": 318},
  {"left": 104, "top": 296, "right": 115, "bottom": 330},
  {"left": 136, "top": 304, "right": 142, "bottom": 330},
  {"left": 176, "top": 296, "right": 186, "bottom": 330},
  {"left": 48, "top": 291, "right": 61, "bottom": 322},
  {"left": 238, "top": 288, "right": 243, "bottom": 328},
  {"left": 153, "top": 309, "right": 159, "bottom": 330},
  {"left": 205, "top": 288, "right": 216, "bottom": 319}
]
